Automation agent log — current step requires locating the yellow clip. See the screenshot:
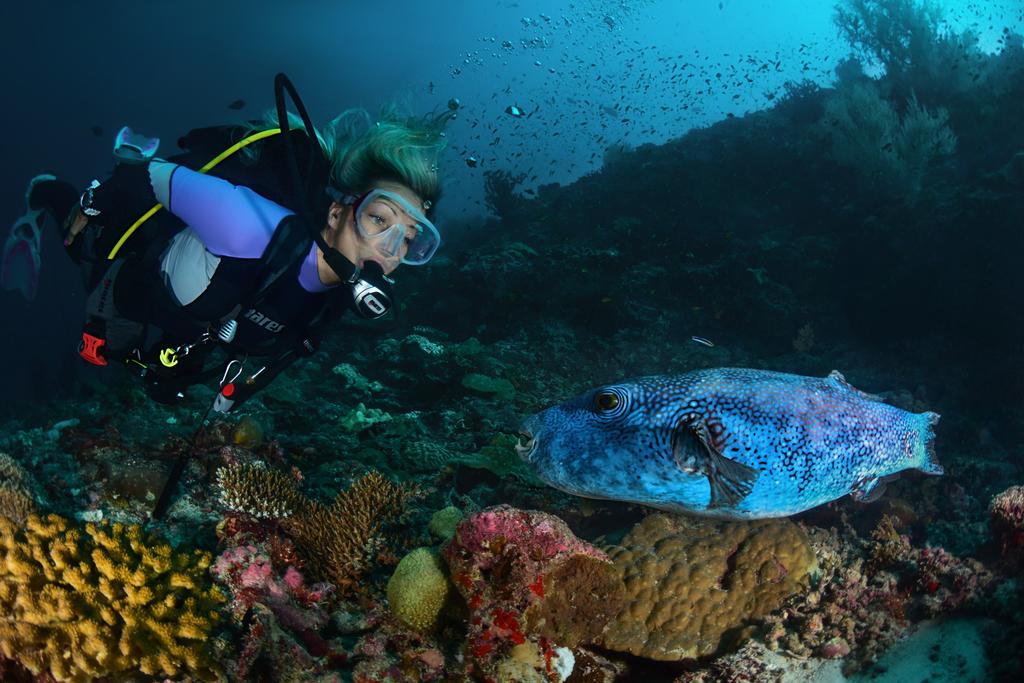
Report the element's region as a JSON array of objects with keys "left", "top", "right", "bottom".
[{"left": 159, "top": 348, "right": 179, "bottom": 367}]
